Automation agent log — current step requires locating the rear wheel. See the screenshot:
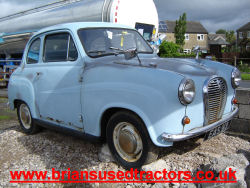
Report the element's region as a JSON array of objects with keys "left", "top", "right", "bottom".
[
  {"left": 106, "top": 111, "right": 158, "bottom": 169},
  {"left": 17, "top": 102, "right": 40, "bottom": 134}
]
